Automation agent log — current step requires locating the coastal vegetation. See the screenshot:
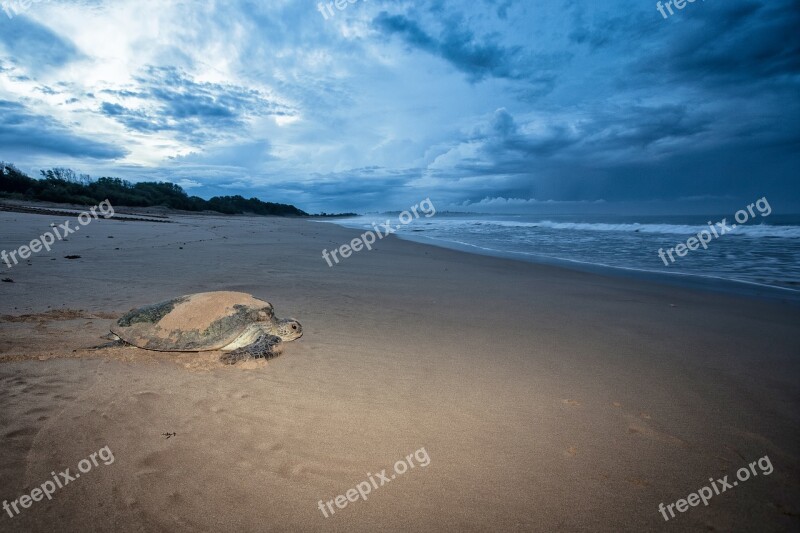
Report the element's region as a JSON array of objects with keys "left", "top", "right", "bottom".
[{"left": 0, "top": 162, "right": 346, "bottom": 217}]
